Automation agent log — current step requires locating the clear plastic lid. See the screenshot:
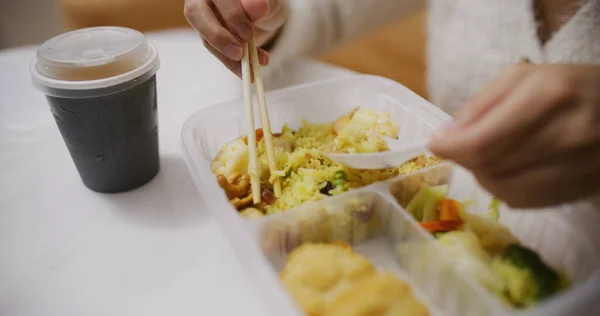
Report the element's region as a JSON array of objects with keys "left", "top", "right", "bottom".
[
  {"left": 31, "top": 26, "right": 160, "bottom": 96},
  {"left": 36, "top": 26, "right": 148, "bottom": 80}
]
